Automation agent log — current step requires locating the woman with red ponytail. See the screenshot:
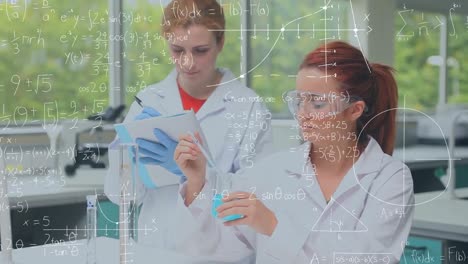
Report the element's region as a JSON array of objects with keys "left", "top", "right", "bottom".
[
  {"left": 172, "top": 41, "right": 414, "bottom": 264},
  {"left": 298, "top": 41, "right": 398, "bottom": 155}
]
